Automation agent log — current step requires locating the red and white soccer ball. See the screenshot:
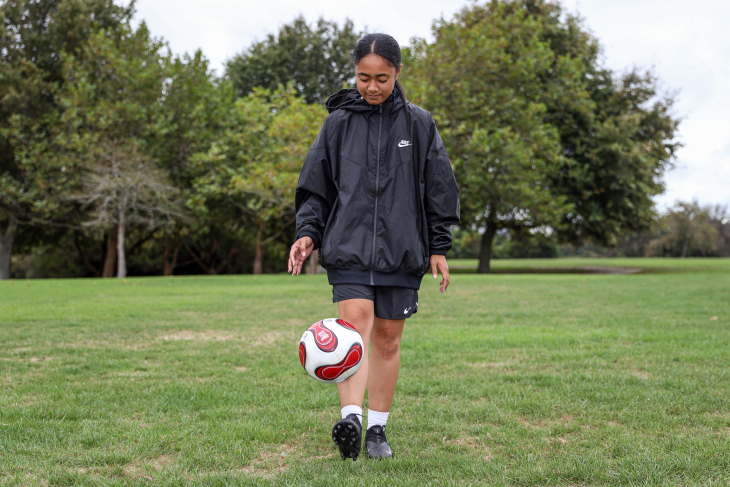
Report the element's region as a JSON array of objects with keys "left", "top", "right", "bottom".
[{"left": 299, "top": 318, "right": 364, "bottom": 383}]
